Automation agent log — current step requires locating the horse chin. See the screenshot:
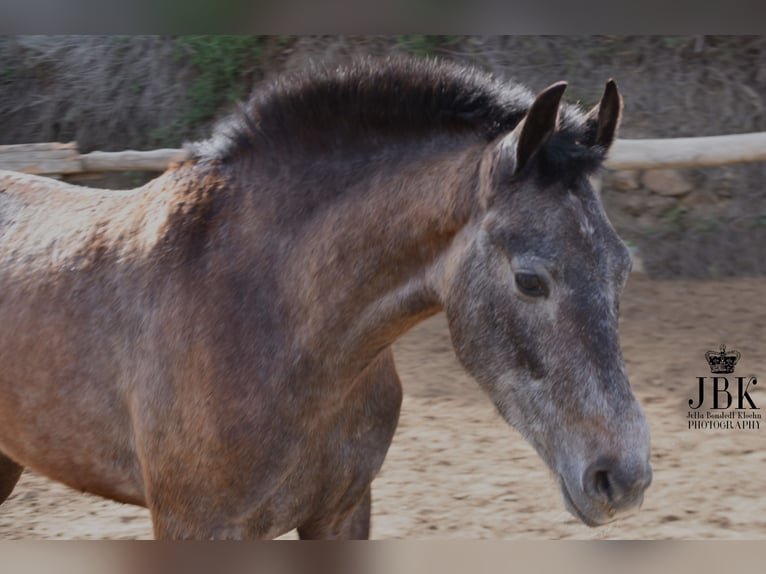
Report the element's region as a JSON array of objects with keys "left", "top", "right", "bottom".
[{"left": 558, "top": 475, "right": 614, "bottom": 528}]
